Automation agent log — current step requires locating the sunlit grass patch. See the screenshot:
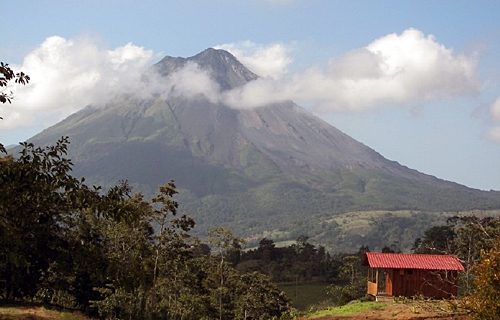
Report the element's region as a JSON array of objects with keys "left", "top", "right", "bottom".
[{"left": 306, "top": 301, "right": 388, "bottom": 318}]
